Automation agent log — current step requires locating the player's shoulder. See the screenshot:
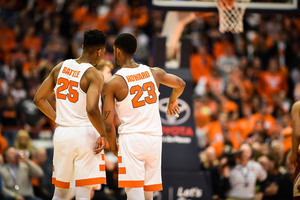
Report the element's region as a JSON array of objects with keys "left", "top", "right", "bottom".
[
  {"left": 150, "top": 67, "right": 166, "bottom": 77},
  {"left": 85, "top": 67, "right": 102, "bottom": 78}
]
